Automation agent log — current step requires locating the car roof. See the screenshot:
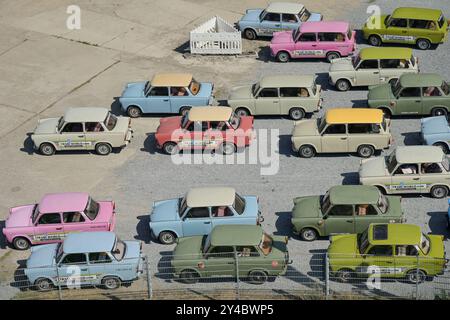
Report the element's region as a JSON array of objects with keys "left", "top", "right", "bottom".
[
  {"left": 259, "top": 75, "right": 314, "bottom": 88},
  {"left": 186, "top": 187, "right": 236, "bottom": 208},
  {"left": 325, "top": 108, "right": 383, "bottom": 124},
  {"left": 421, "top": 116, "right": 449, "bottom": 134},
  {"left": 39, "top": 192, "right": 89, "bottom": 214},
  {"left": 359, "top": 47, "right": 413, "bottom": 61},
  {"left": 399, "top": 73, "right": 443, "bottom": 87},
  {"left": 210, "top": 225, "right": 263, "bottom": 247},
  {"left": 64, "top": 107, "right": 109, "bottom": 123},
  {"left": 395, "top": 146, "right": 444, "bottom": 163},
  {"left": 300, "top": 21, "right": 349, "bottom": 33},
  {"left": 188, "top": 107, "right": 233, "bottom": 122},
  {"left": 151, "top": 73, "right": 193, "bottom": 87},
  {"left": 63, "top": 232, "right": 116, "bottom": 254},
  {"left": 266, "top": 2, "right": 304, "bottom": 14},
  {"left": 369, "top": 224, "right": 421, "bottom": 246},
  {"left": 329, "top": 186, "right": 380, "bottom": 205},
  {"left": 392, "top": 7, "right": 442, "bottom": 21}
]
